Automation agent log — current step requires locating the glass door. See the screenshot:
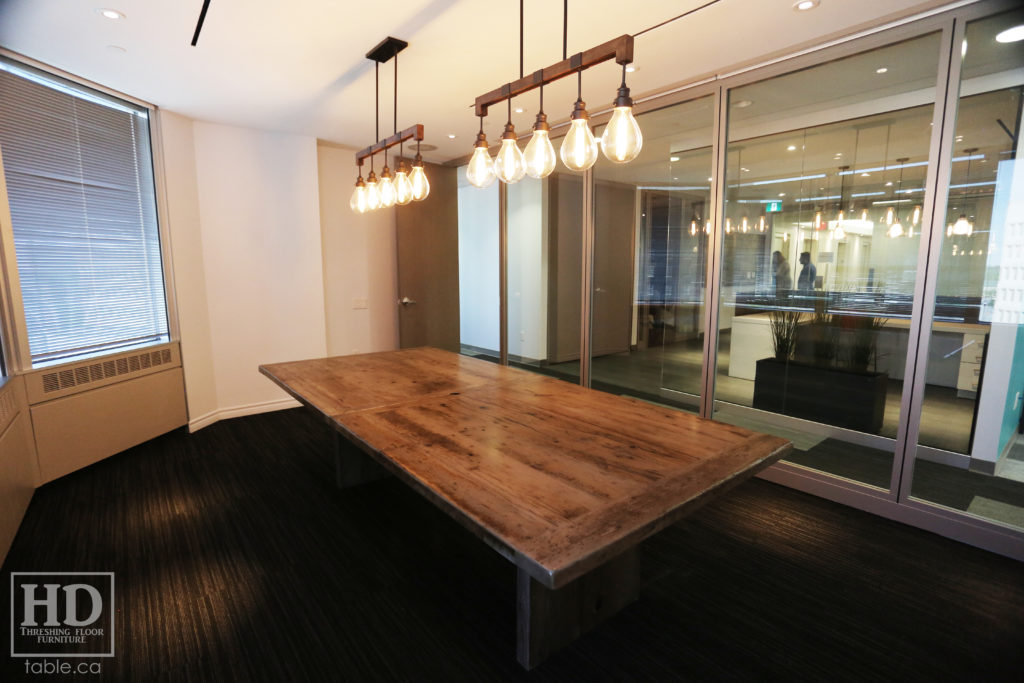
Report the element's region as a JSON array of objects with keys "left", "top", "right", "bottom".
[
  {"left": 713, "top": 31, "right": 945, "bottom": 491},
  {"left": 906, "top": 7, "right": 1024, "bottom": 531},
  {"left": 589, "top": 95, "right": 715, "bottom": 410}
]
